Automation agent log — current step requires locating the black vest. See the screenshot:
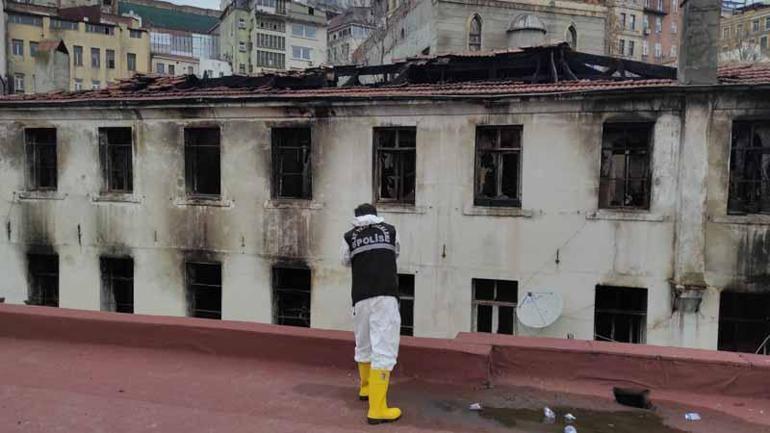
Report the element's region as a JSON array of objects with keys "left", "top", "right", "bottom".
[{"left": 344, "top": 222, "right": 399, "bottom": 306}]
